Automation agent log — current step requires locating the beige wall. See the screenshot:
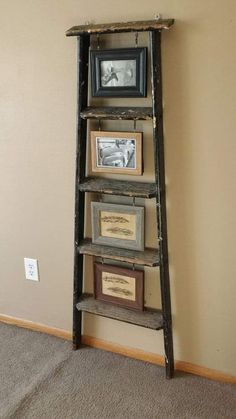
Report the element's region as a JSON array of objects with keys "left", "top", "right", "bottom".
[{"left": 1, "top": 0, "right": 236, "bottom": 376}]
